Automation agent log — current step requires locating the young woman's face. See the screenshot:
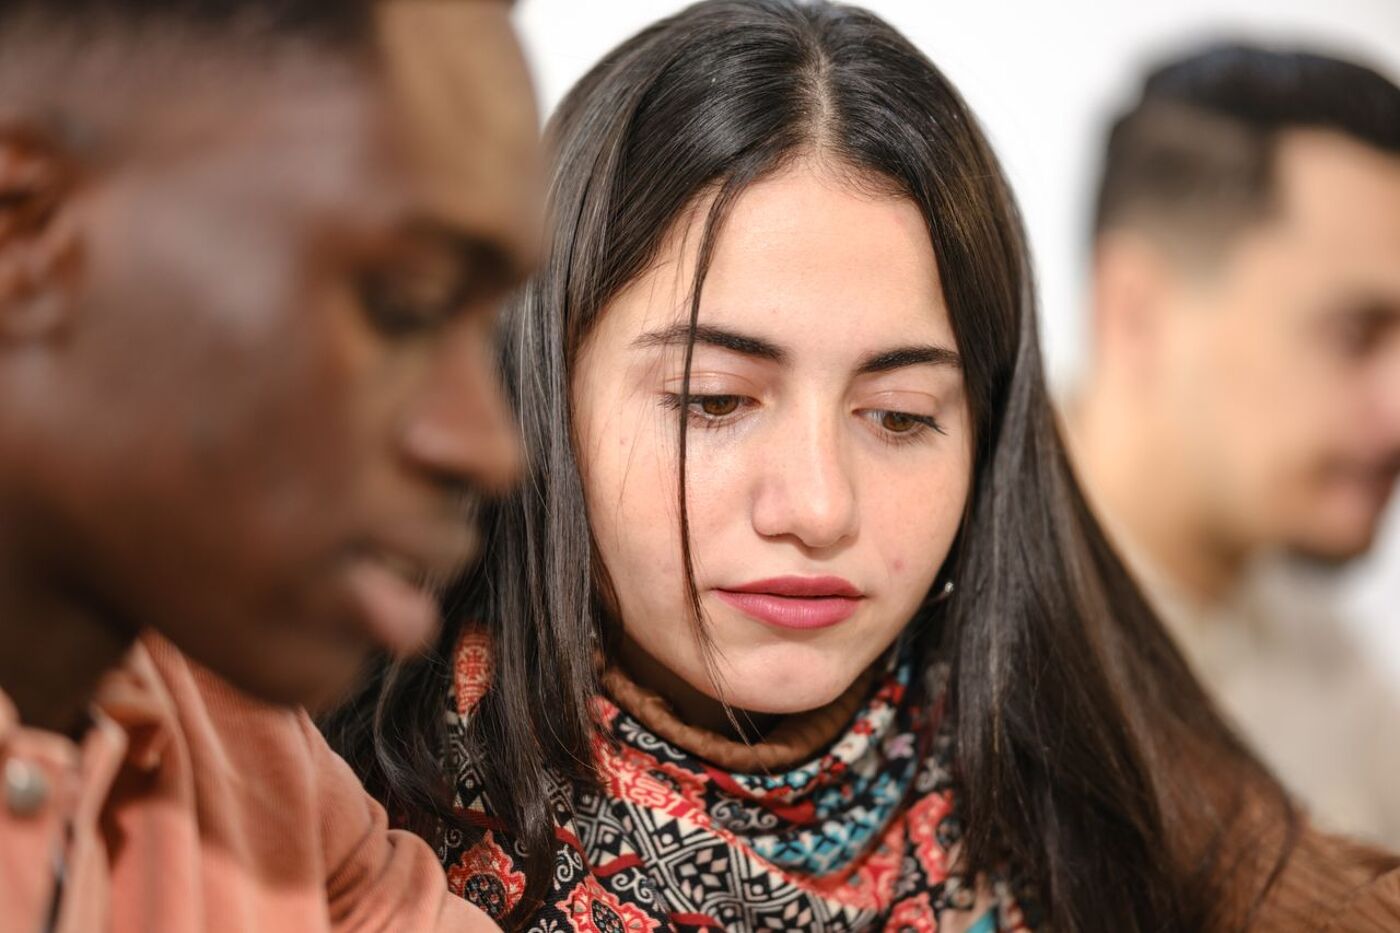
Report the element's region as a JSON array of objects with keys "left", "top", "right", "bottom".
[{"left": 573, "top": 163, "right": 972, "bottom": 722}]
